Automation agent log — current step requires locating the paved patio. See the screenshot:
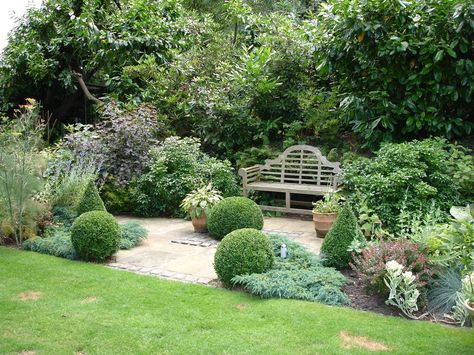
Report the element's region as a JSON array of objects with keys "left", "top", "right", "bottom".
[{"left": 108, "top": 216, "right": 321, "bottom": 284}]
